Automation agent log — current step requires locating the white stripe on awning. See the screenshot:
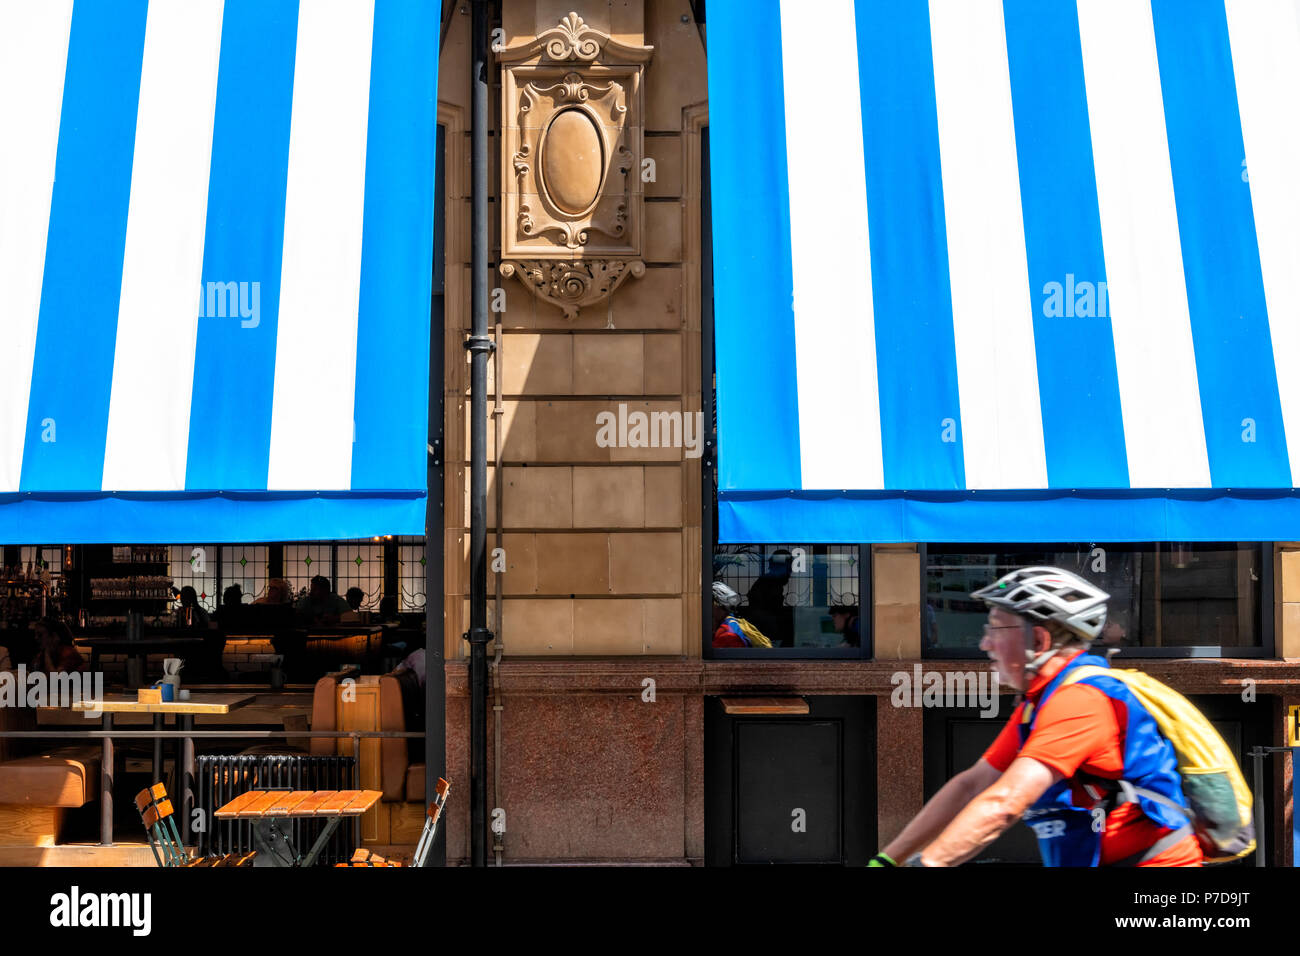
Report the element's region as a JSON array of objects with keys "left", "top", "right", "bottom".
[
  {"left": 0, "top": 0, "right": 73, "bottom": 492},
  {"left": 102, "top": 0, "right": 225, "bottom": 491},
  {"left": 930, "top": 0, "right": 1046, "bottom": 490},
  {"left": 1227, "top": 0, "right": 1300, "bottom": 487},
  {"left": 268, "top": 0, "right": 375, "bottom": 491},
  {"left": 779, "top": 0, "right": 883, "bottom": 490},
  {"left": 1077, "top": 0, "right": 1210, "bottom": 488}
]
